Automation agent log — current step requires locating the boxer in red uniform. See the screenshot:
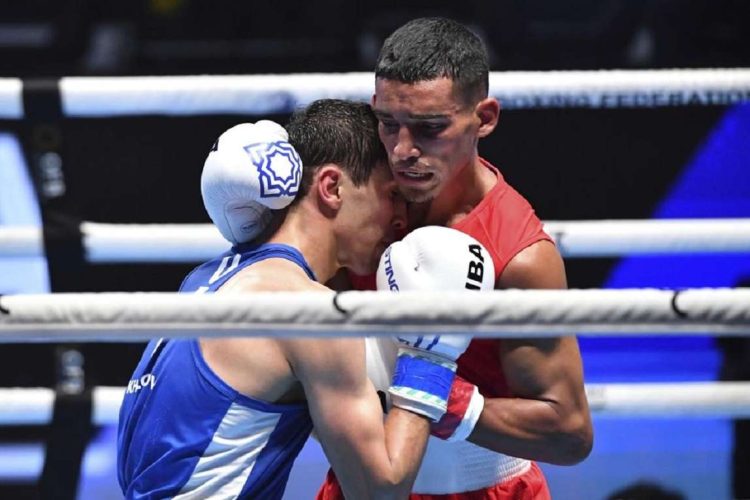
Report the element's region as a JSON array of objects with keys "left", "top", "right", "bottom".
[{"left": 318, "top": 17, "right": 593, "bottom": 499}]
